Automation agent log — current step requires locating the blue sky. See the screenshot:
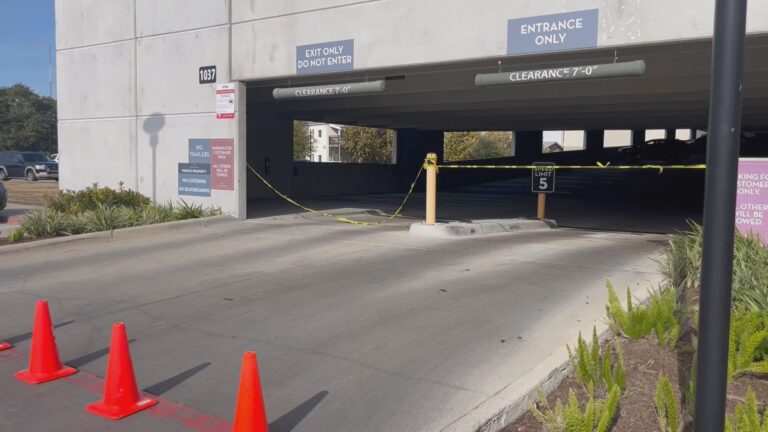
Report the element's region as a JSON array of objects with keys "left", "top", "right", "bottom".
[{"left": 0, "top": 0, "right": 56, "bottom": 97}]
